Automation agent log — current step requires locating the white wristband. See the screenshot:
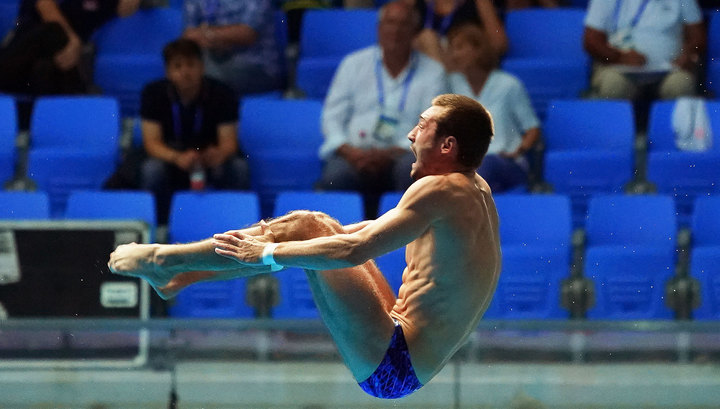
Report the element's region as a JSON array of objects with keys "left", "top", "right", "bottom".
[{"left": 261, "top": 243, "right": 282, "bottom": 272}]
